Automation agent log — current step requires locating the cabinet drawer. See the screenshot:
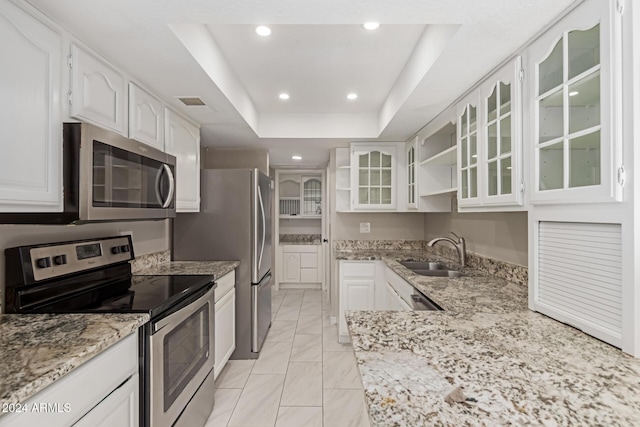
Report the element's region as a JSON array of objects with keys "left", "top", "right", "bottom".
[
  {"left": 340, "top": 261, "right": 375, "bottom": 277},
  {"left": 300, "top": 253, "right": 318, "bottom": 268},
  {"left": 300, "top": 268, "right": 318, "bottom": 283},
  {"left": 282, "top": 245, "right": 317, "bottom": 253},
  {"left": 215, "top": 270, "right": 236, "bottom": 303}
]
